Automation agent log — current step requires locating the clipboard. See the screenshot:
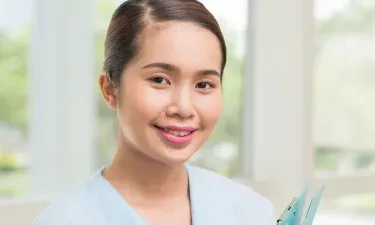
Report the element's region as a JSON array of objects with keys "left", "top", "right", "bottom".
[
  {"left": 300, "top": 186, "right": 324, "bottom": 225},
  {"left": 277, "top": 185, "right": 324, "bottom": 225}
]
